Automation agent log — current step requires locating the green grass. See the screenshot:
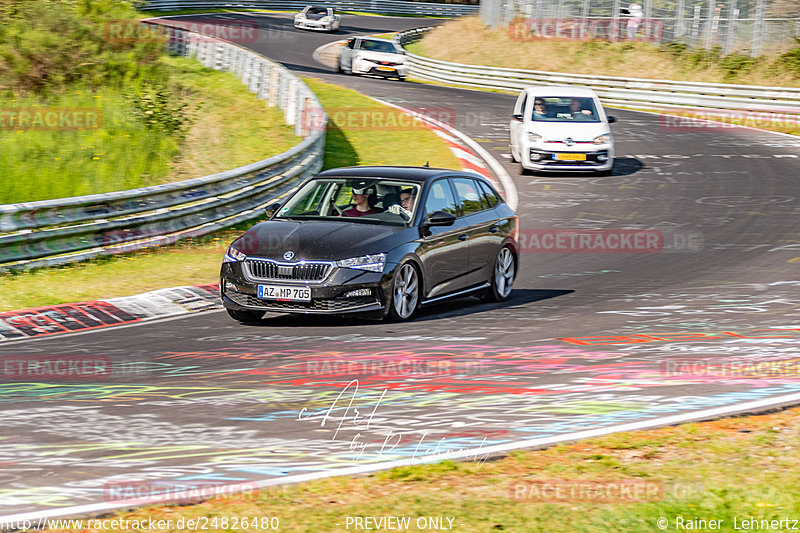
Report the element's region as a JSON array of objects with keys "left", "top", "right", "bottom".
[
  {"left": 0, "top": 78, "right": 461, "bottom": 311},
  {"left": 0, "top": 56, "right": 299, "bottom": 203},
  {"left": 302, "top": 76, "right": 461, "bottom": 170},
  {"left": 0, "top": 232, "right": 236, "bottom": 311},
  {"left": 40, "top": 407, "right": 800, "bottom": 532}
]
